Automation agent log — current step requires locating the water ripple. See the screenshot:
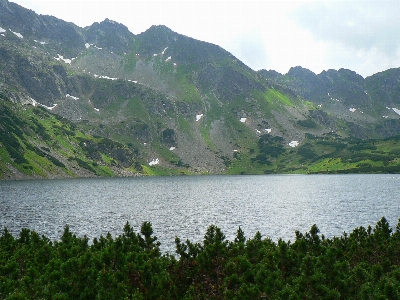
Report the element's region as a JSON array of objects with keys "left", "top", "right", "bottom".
[{"left": 1, "top": 174, "right": 399, "bottom": 253}]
